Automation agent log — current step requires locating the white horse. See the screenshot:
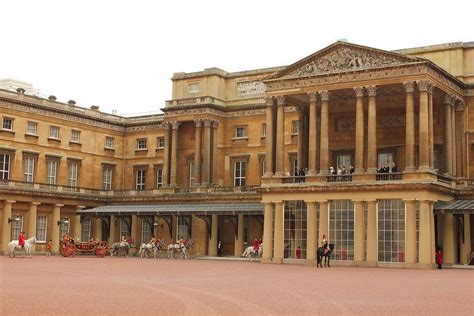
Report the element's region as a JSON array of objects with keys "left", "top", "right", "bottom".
[
  {"left": 8, "top": 236, "right": 37, "bottom": 258},
  {"left": 139, "top": 239, "right": 165, "bottom": 259},
  {"left": 167, "top": 240, "right": 194, "bottom": 259},
  {"left": 242, "top": 245, "right": 263, "bottom": 261}
]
